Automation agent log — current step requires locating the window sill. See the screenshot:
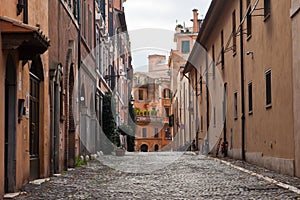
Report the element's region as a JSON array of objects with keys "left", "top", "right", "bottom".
[
  {"left": 264, "top": 13, "right": 271, "bottom": 22},
  {"left": 248, "top": 111, "right": 253, "bottom": 115},
  {"left": 266, "top": 104, "right": 272, "bottom": 109}
]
